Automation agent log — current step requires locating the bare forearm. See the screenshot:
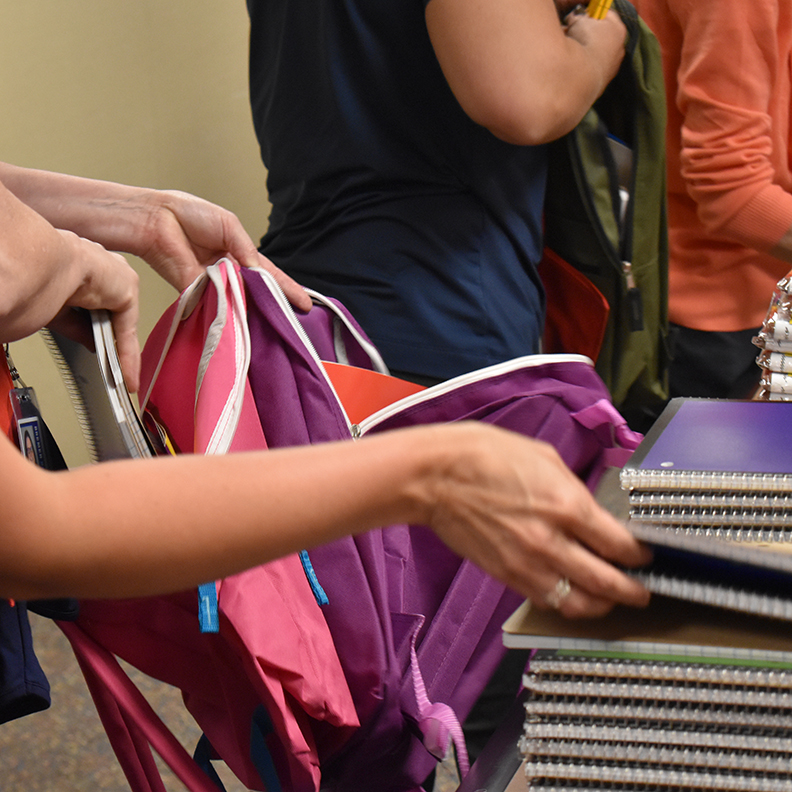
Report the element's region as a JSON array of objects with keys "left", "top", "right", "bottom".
[
  {"left": 1, "top": 429, "right": 439, "bottom": 600},
  {"left": 425, "top": 0, "right": 625, "bottom": 146},
  {"left": 0, "top": 178, "right": 117, "bottom": 340},
  {"left": 0, "top": 162, "right": 312, "bottom": 307},
  {"left": 0, "top": 421, "right": 651, "bottom": 616},
  {"left": 0, "top": 162, "right": 156, "bottom": 257}
]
